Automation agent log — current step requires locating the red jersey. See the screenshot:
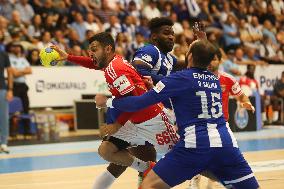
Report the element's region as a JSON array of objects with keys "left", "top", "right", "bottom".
[
  {"left": 67, "top": 54, "right": 161, "bottom": 124},
  {"left": 218, "top": 71, "right": 243, "bottom": 121}
]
